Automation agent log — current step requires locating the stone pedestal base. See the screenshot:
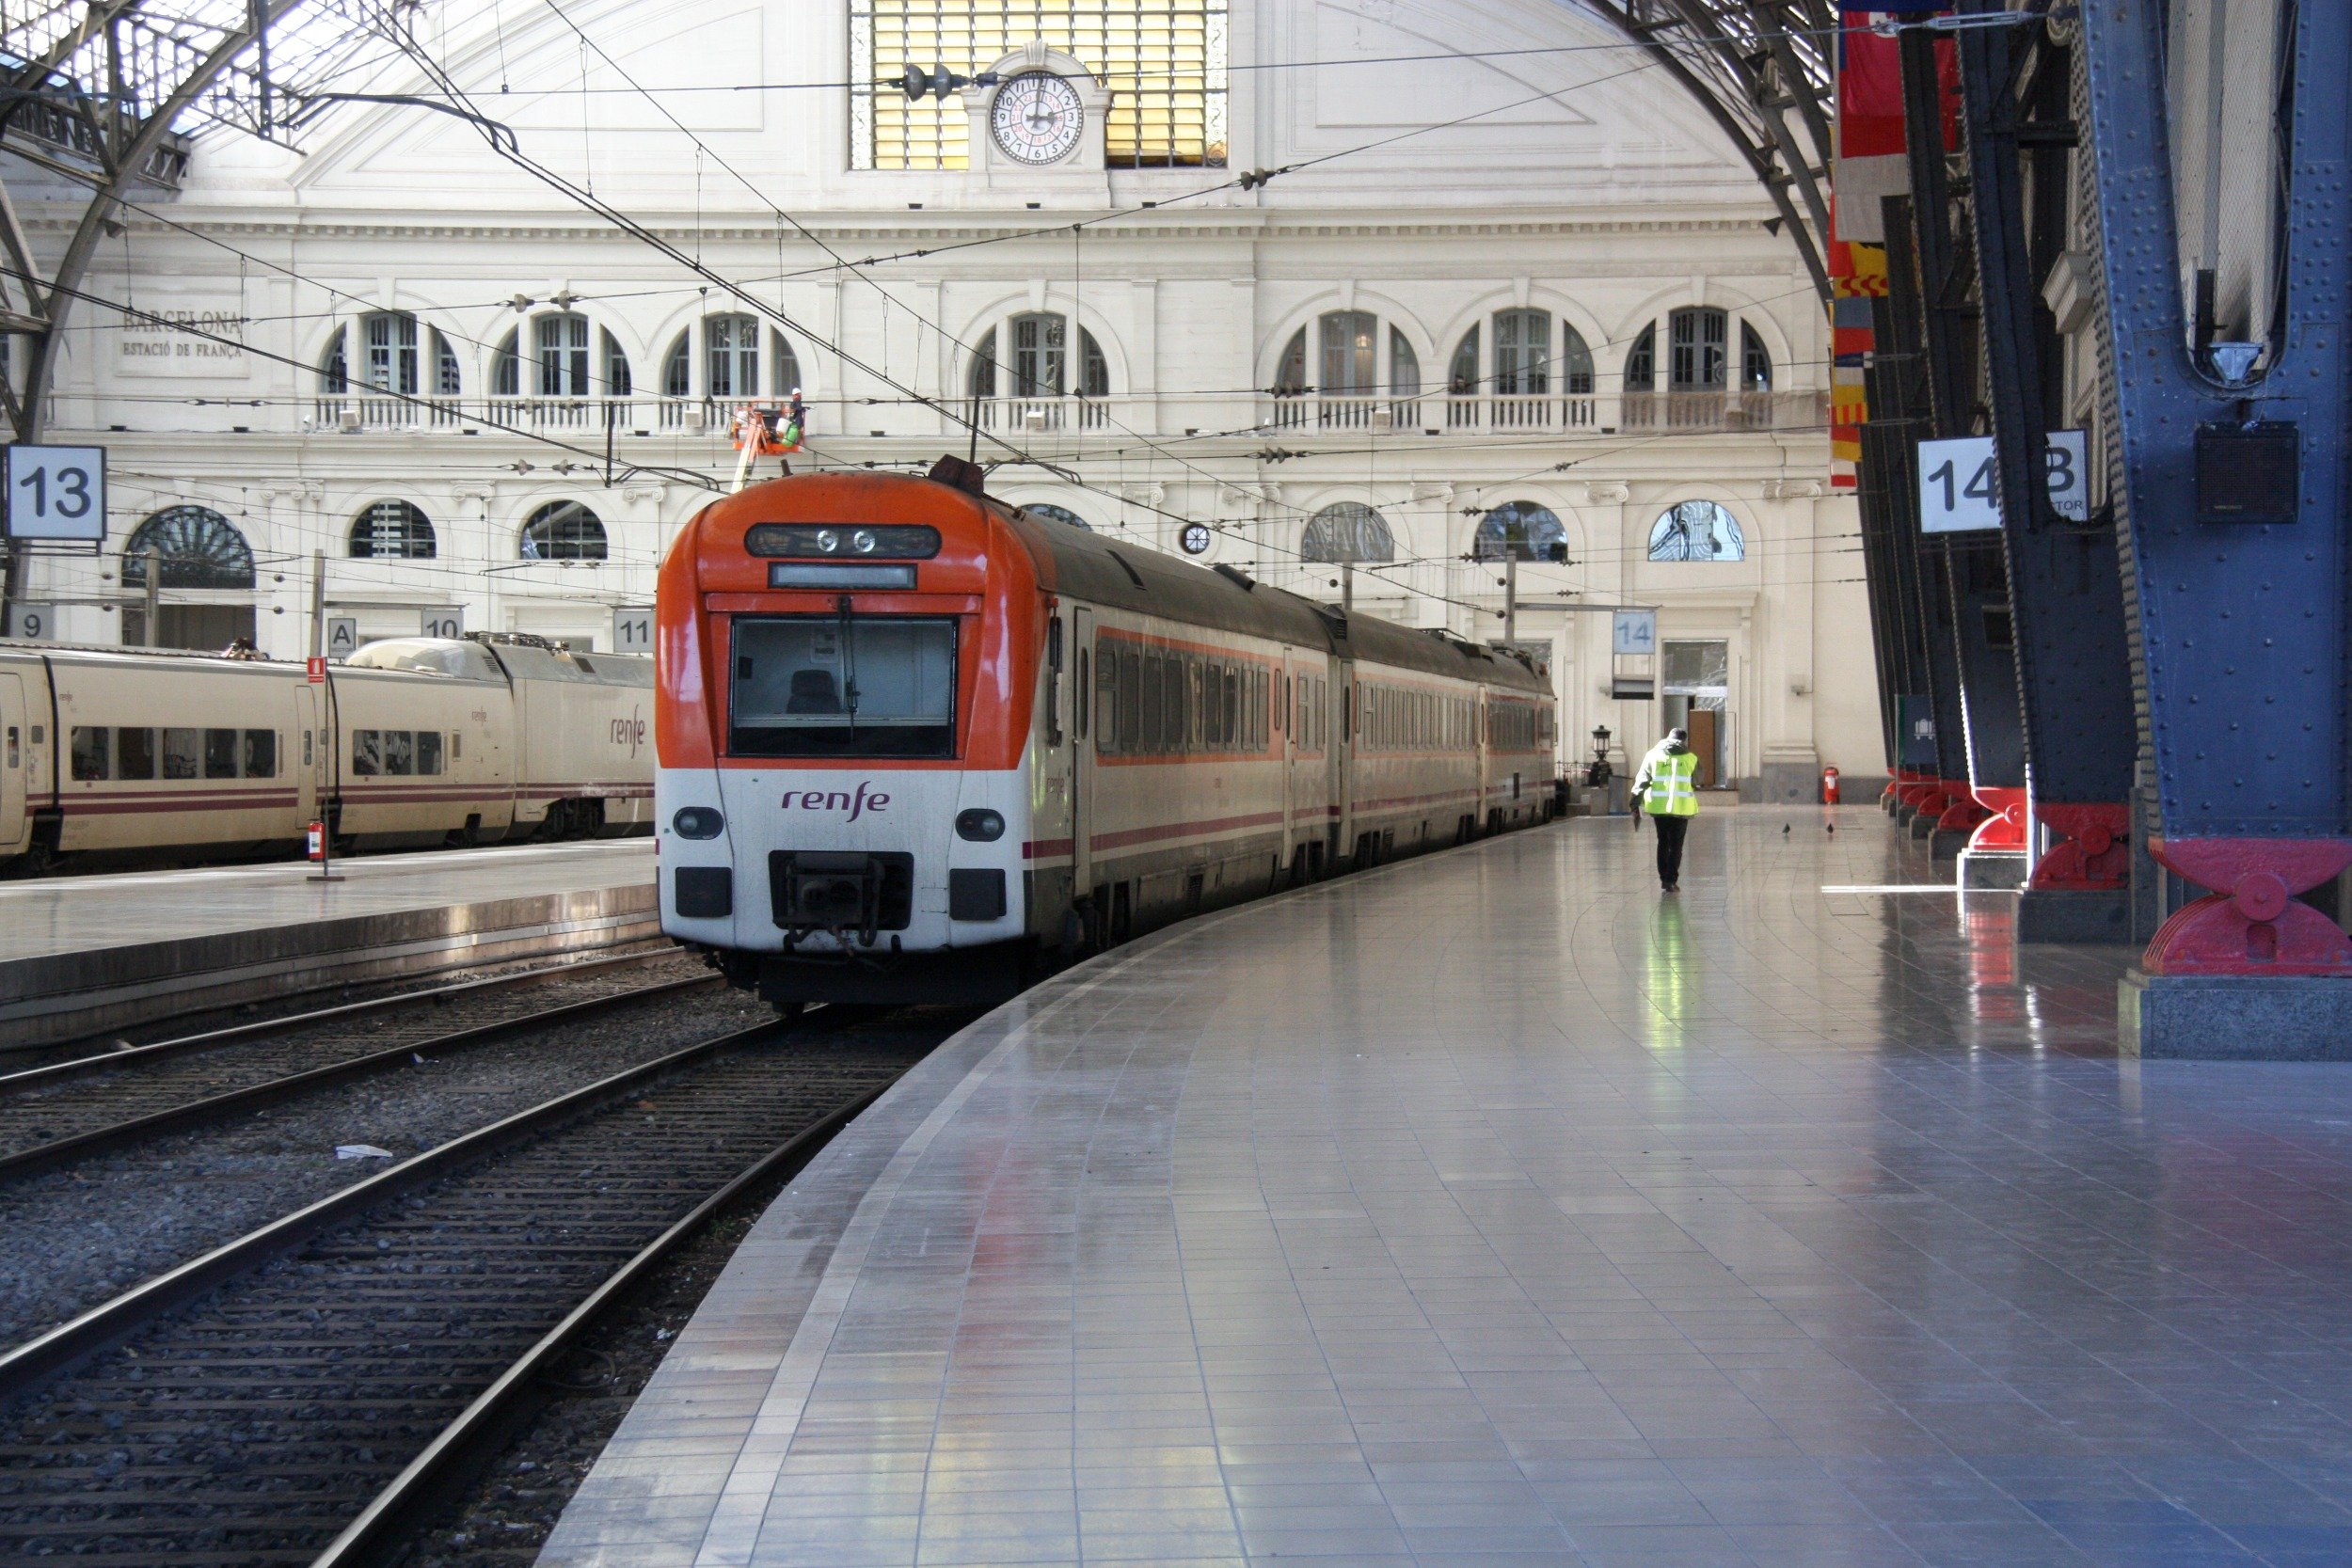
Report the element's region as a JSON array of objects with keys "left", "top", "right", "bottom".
[
  {"left": 1958, "top": 850, "right": 2027, "bottom": 890},
  {"left": 1908, "top": 811, "right": 1938, "bottom": 840},
  {"left": 1928, "top": 826, "right": 1971, "bottom": 861},
  {"left": 2119, "top": 969, "right": 2352, "bottom": 1058},
  {"left": 2016, "top": 888, "right": 2131, "bottom": 943}
]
